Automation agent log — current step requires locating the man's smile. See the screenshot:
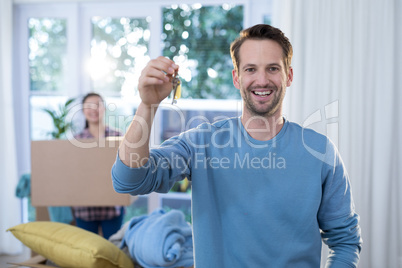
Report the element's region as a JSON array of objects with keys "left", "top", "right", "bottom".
[{"left": 252, "top": 90, "right": 273, "bottom": 96}]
